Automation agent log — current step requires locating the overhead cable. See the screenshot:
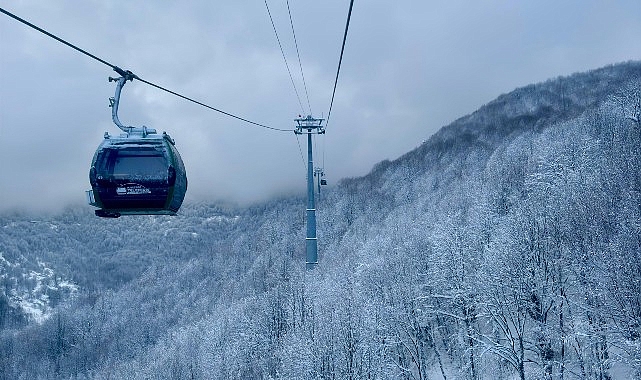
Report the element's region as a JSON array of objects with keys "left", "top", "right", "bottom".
[
  {"left": 135, "top": 77, "right": 291, "bottom": 131},
  {"left": 0, "top": 7, "right": 119, "bottom": 70},
  {"left": 294, "top": 134, "right": 307, "bottom": 171},
  {"left": 0, "top": 6, "right": 291, "bottom": 132},
  {"left": 286, "top": 0, "right": 312, "bottom": 116},
  {"left": 264, "top": 0, "right": 306, "bottom": 115},
  {"left": 326, "top": 0, "right": 355, "bottom": 128}
]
